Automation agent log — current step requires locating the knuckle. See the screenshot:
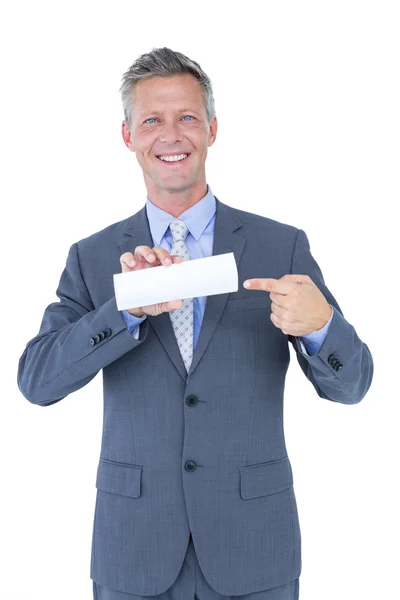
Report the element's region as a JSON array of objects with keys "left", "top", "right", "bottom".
[{"left": 135, "top": 245, "right": 149, "bottom": 254}]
